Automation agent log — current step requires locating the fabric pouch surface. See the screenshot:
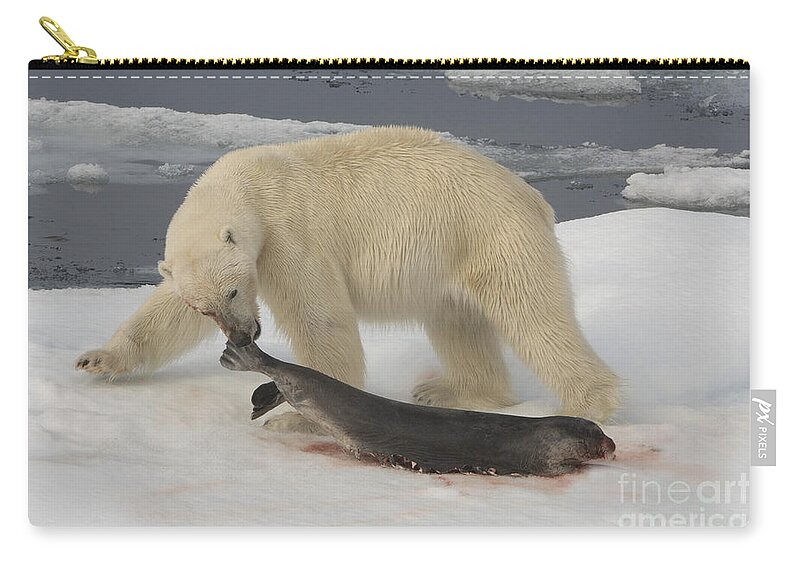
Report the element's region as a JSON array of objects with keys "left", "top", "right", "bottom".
[{"left": 28, "top": 51, "right": 750, "bottom": 526}]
